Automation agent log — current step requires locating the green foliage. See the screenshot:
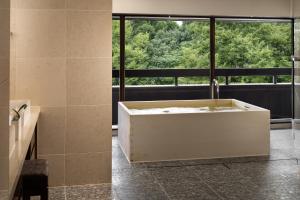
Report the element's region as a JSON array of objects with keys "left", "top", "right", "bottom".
[
  {"left": 112, "top": 19, "right": 292, "bottom": 85},
  {"left": 112, "top": 20, "right": 120, "bottom": 70}
]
